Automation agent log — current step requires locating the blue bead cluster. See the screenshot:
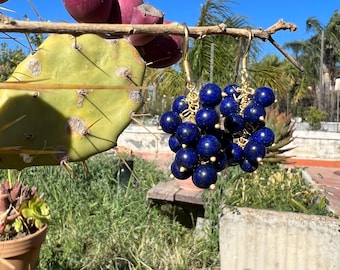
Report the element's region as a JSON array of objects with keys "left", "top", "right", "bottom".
[{"left": 159, "top": 83, "right": 276, "bottom": 189}]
